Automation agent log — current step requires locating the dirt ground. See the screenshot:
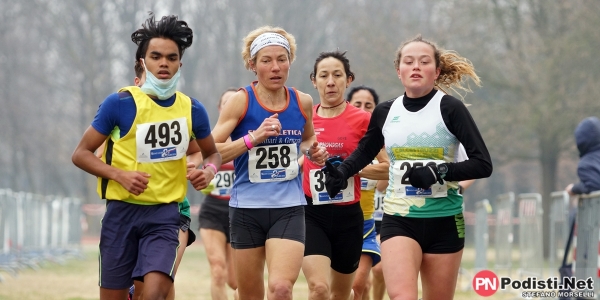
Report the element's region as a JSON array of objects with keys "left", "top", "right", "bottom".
[{"left": 0, "top": 241, "right": 522, "bottom": 300}]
